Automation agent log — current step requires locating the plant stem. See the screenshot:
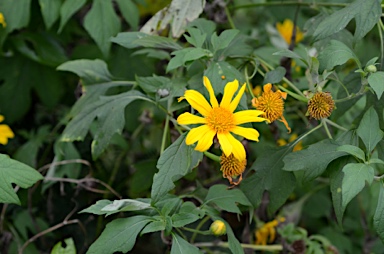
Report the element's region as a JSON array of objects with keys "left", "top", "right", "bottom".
[
  {"left": 204, "top": 151, "right": 221, "bottom": 162},
  {"left": 277, "top": 85, "right": 308, "bottom": 103},
  {"left": 191, "top": 216, "right": 210, "bottom": 243},
  {"left": 160, "top": 114, "right": 170, "bottom": 154},
  {"left": 195, "top": 241, "right": 283, "bottom": 251},
  {"left": 323, "top": 118, "right": 348, "bottom": 132},
  {"left": 231, "top": 2, "right": 355, "bottom": 10},
  {"left": 182, "top": 227, "right": 211, "bottom": 235},
  {"left": 288, "top": 122, "right": 323, "bottom": 149},
  {"left": 378, "top": 19, "right": 384, "bottom": 68},
  {"left": 224, "top": 4, "right": 236, "bottom": 29},
  {"left": 322, "top": 119, "right": 333, "bottom": 139},
  {"left": 245, "top": 64, "right": 256, "bottom": 99}
]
